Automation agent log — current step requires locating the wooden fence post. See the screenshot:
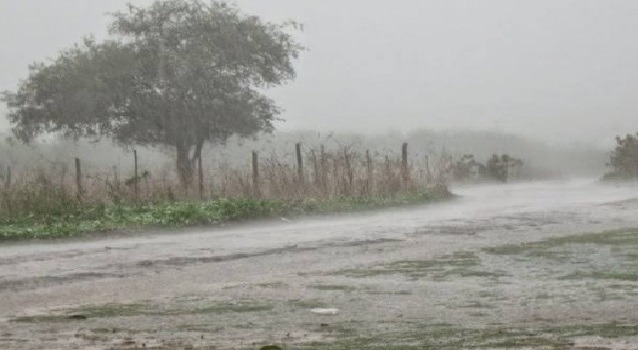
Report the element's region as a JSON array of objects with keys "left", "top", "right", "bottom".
[
  {"left": 113, "top": 165, "right": 120, "bottom": 188},
  {"left": 366, "top": 150, "right": 373, "bottom": 194},
  {"left": 198, "top": 154, "right": 204, "bottom": 199},
  {"left": 344, "top": 149, "right": 353, "bottom": 193},
  {"left": 4, "top": 165, "right": 11, "bottom": 191},
  {"left": 424, "top": 155, "right": 432, "bottom": 185},
  {"left": 296, "top": 143, "right": 305, "bottom": 187},
  {"left": 74, "top": 158, "right": 82, "bottom": 200},
  {"left": 133, "top": 150, "right": 139, "bottom": 201},
  {"left": 333, "top": 158, "right": 339, "bottom": 195},
  {"left": 311, "top": 149, "right": 319, "bottom": 187},
  {"left": 401, "top": 142, "right": 409, "bottom": 184},
  {"left": 252, "top": 151, "right": 260, "bottom": 197},
  {"left": 320, "top": 145, "right": 327, "bottom": 192}
]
